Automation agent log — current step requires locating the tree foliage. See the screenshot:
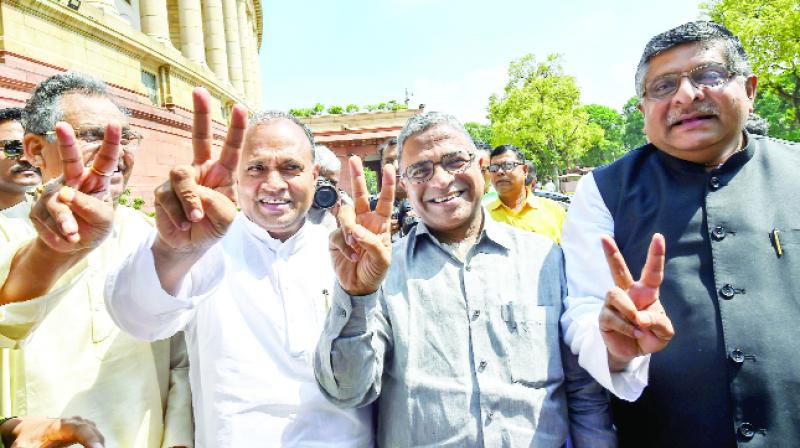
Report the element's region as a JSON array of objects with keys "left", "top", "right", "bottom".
[
  {"left": 488, "top": 54, "right": 603, "bottom": 175},
  {"left": 464, "top": 122, "right": 493, "bottom": 146},
  {"left": 621, "top": 96, "right": 647, "bottom": 150},
  {"left": 703, "top": 0, "right": 800, "bottom": 138},
  {"left": 579, "top": 104, "right": 625, "bottom": 167}
]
